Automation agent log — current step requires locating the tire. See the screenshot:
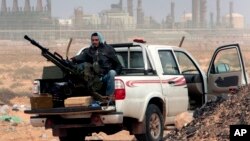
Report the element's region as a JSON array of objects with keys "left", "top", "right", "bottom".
[
  {"left": 59, "top": 129, "right": 86, "bottom": 141},
  {"left": 135, "top": 104, "right": 164, "bottom": 141}
]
